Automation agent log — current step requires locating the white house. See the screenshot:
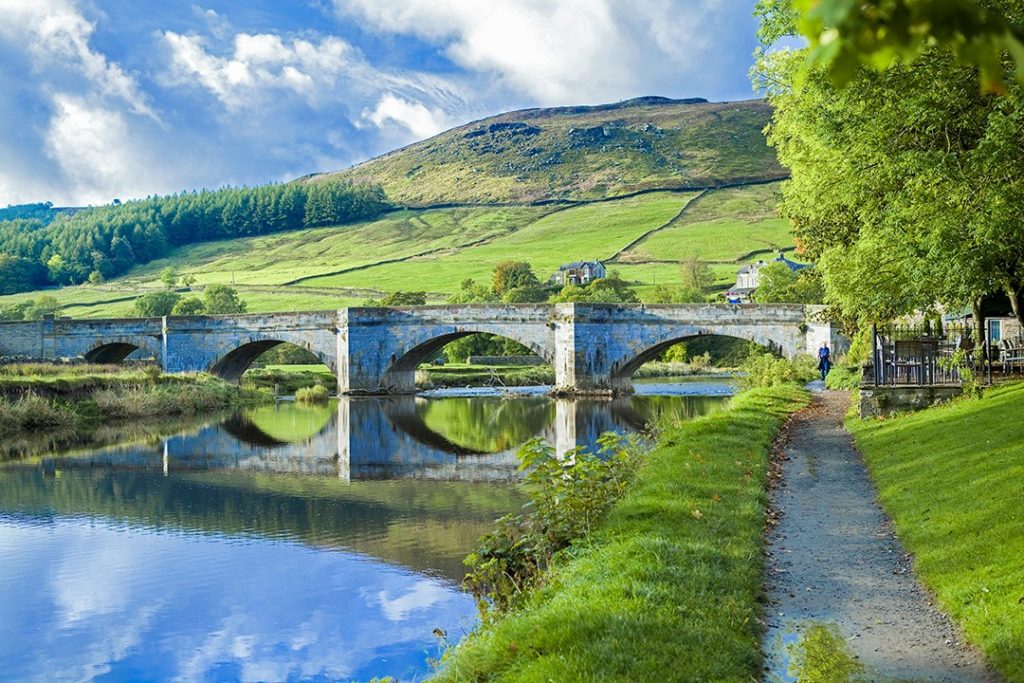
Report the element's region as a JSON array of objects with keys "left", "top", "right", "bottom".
[
  {"left": 551, "top": 261, "right": 606, "bottom": 287},
  {"left": 725, "top": 253, "right": 809, "bottom": 303}
]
